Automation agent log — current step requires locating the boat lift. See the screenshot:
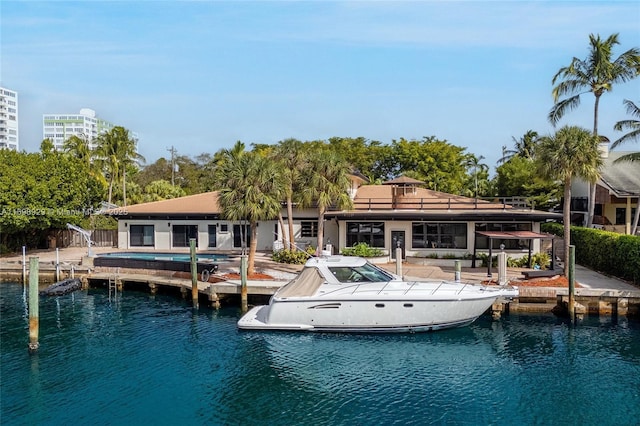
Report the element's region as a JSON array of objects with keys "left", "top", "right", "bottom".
[{"left": 66, "top": 223, "right": 94, "bottom": 257}]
